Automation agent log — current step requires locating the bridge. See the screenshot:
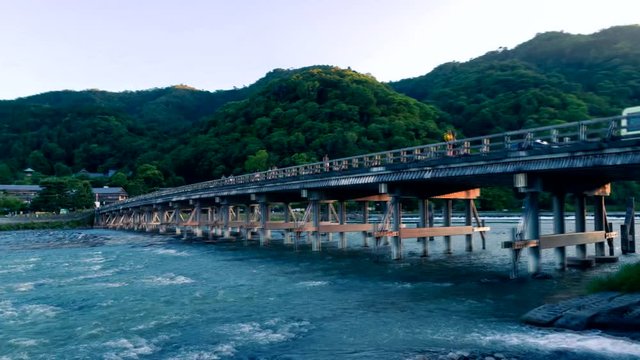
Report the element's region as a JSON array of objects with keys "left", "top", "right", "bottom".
[{"left": 95, "top": 114, "right": 640, "bottom": 275}]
